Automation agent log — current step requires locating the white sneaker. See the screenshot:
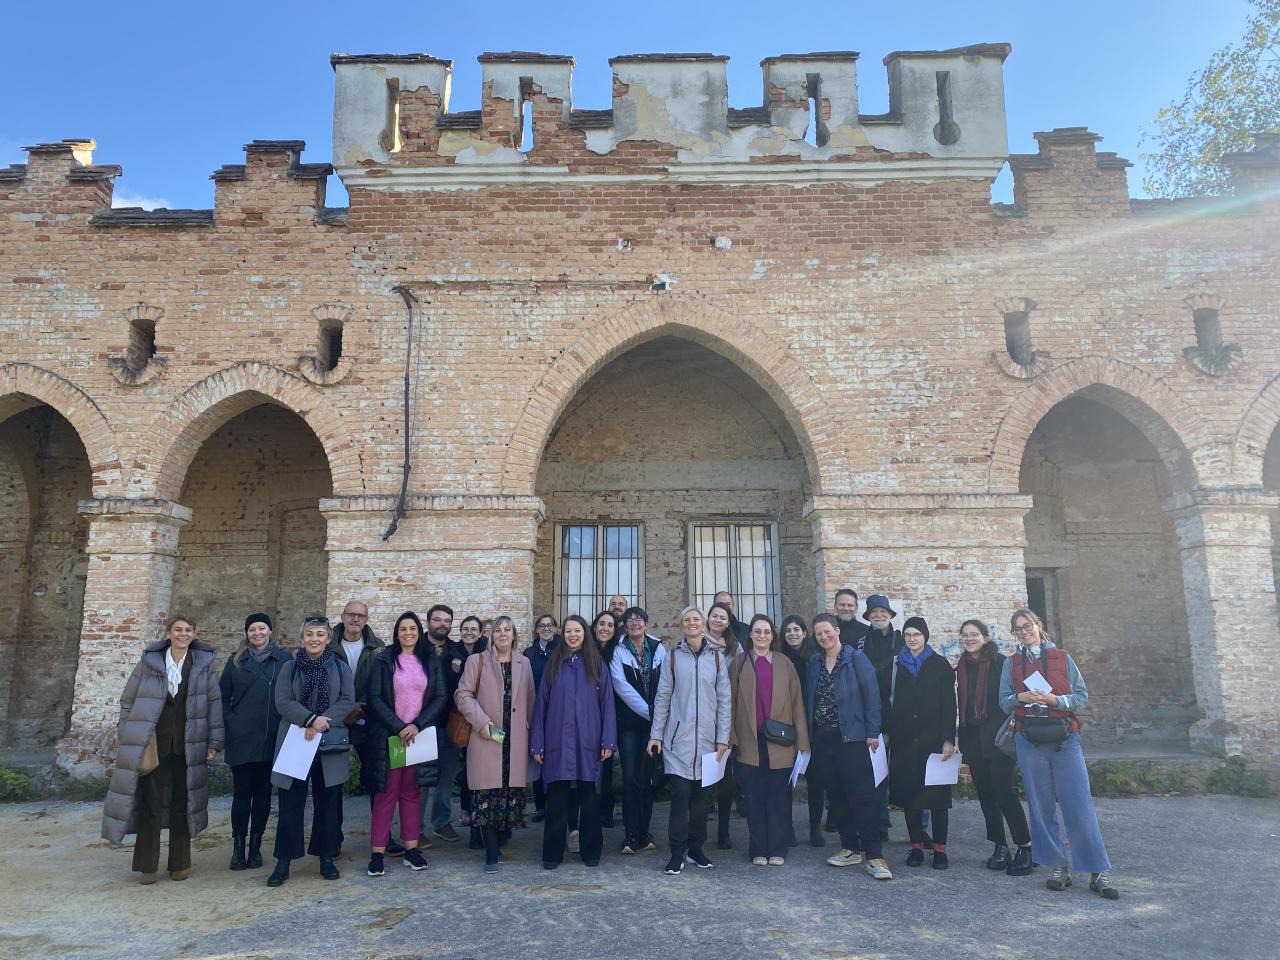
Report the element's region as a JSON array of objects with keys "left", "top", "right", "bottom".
[
  {"left": 751, "top": 856, "right": 768, "bottom": 866},
  {"left": 767, "top": 856, "right": 785, "bottom": 866},
  {"left": 826, "top": 848, "right": 864, "bottom": 867},
  {"left": 865, "top": 857, "right": 893, "bottom": 880},
  {"left": 567, "top": 830, "right": 579, "bottom": 854}
]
